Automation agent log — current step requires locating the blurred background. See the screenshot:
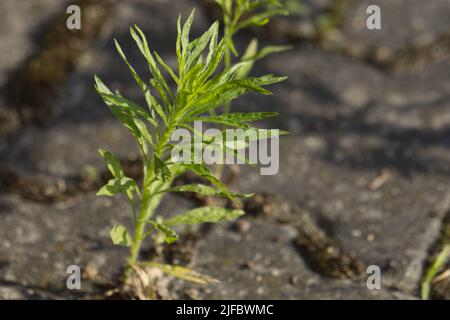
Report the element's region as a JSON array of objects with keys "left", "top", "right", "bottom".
[{"left": 0, "top": 0, "right": 449, "bottom": 299}]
